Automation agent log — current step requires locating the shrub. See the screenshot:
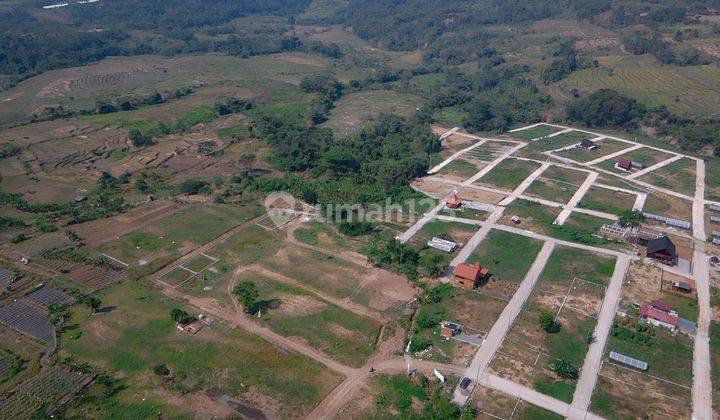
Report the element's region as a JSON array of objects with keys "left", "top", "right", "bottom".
[
  {"left": 153, "top": 364, "right": 170, "bottom": 376},
  {"left": 552, "top": 358, "right": 579, "bottom": 380},
  {"left": 538, "top": 309, "right": 561, "bottom": 333}
]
